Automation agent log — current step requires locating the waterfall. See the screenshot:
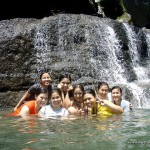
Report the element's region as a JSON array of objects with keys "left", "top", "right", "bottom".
[
  {"left": 121, "top": 23, "right": 150, "bottom": 108},
  {"left": 34, "top": 27, "right": 52, "bottom": 81},
  {"left": 31, "top": 15, "right": 150, "bottom": 108},
  {"left": 144, "top": 29, "right": 150, "bottom": 56},
  {"left": 122, "top": 23, "right": 149, "bottom": 81},
  {"left": 84, "top": 20, "right": 127, "bottom": 84},
  {"left": 1, "top": 14, "right": 150, "bottom": 109}
]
